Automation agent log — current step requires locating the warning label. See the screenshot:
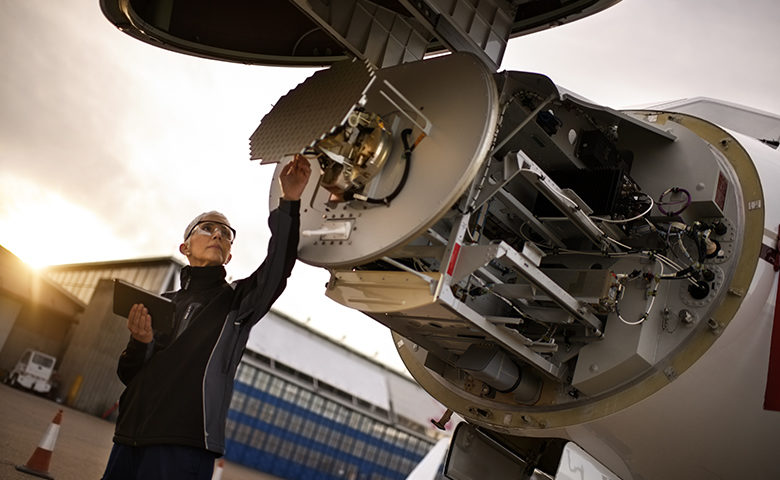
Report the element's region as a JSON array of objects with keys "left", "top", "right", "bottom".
[{"left": 715, "top": 171, "right": 728, "bottom": 213}]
